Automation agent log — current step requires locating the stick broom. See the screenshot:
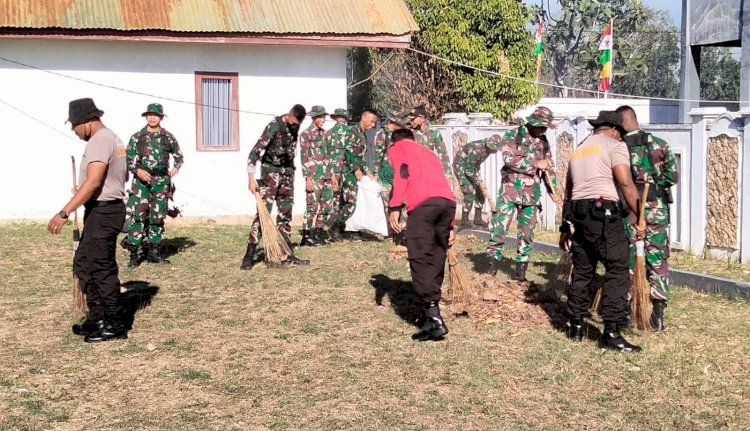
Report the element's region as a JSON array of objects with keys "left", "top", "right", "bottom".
[
  {"left": 631, "top": 184, "right": 653, "bottom": 330},
  {"left": 71, "top": 156, "right": 86, "bottom": 316},
  {"left": 254, "top": 191, "right": 292, "bottom": 263},
  {"left": 446, "top": 248, "right": 477, "bottom": 306}
]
